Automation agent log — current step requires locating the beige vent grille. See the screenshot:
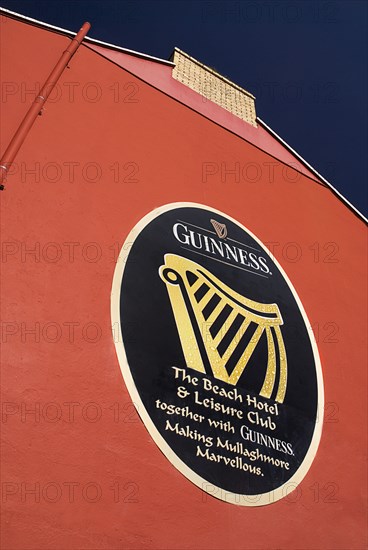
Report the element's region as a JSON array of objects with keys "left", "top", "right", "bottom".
[{"left": 170, "top": 48, "right": 256, "bottom": 127}]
